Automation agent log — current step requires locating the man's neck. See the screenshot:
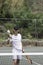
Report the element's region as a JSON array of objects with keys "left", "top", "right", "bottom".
[{"left": 14, "top": 33, "right": 18, "bottom": 36}]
